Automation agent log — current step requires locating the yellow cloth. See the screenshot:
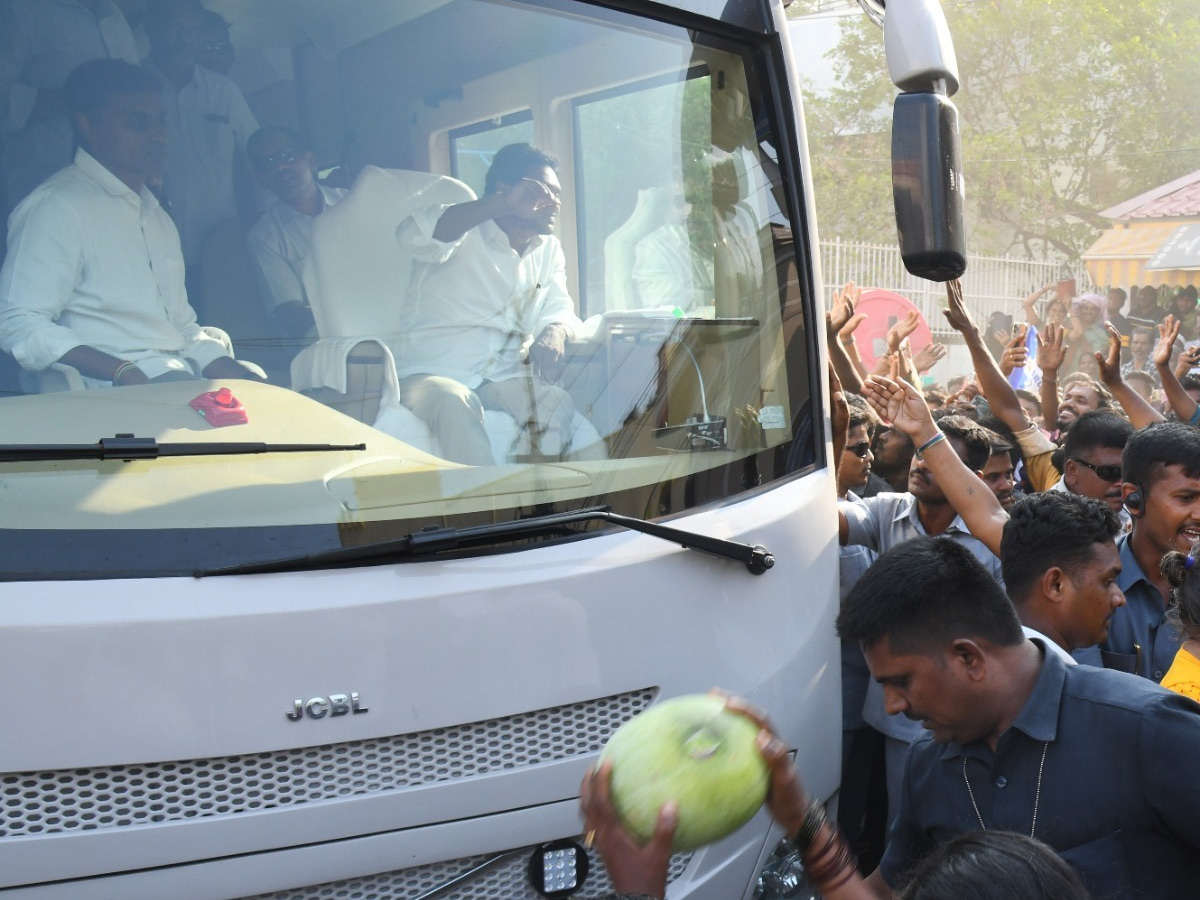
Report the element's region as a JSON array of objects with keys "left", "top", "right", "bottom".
[
  {"left": 1012, "top": 424, "right": 1061, "bottom": 493},
  {"left": 1161, "top": 646, "right": 1200, "bottom": 703}
]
